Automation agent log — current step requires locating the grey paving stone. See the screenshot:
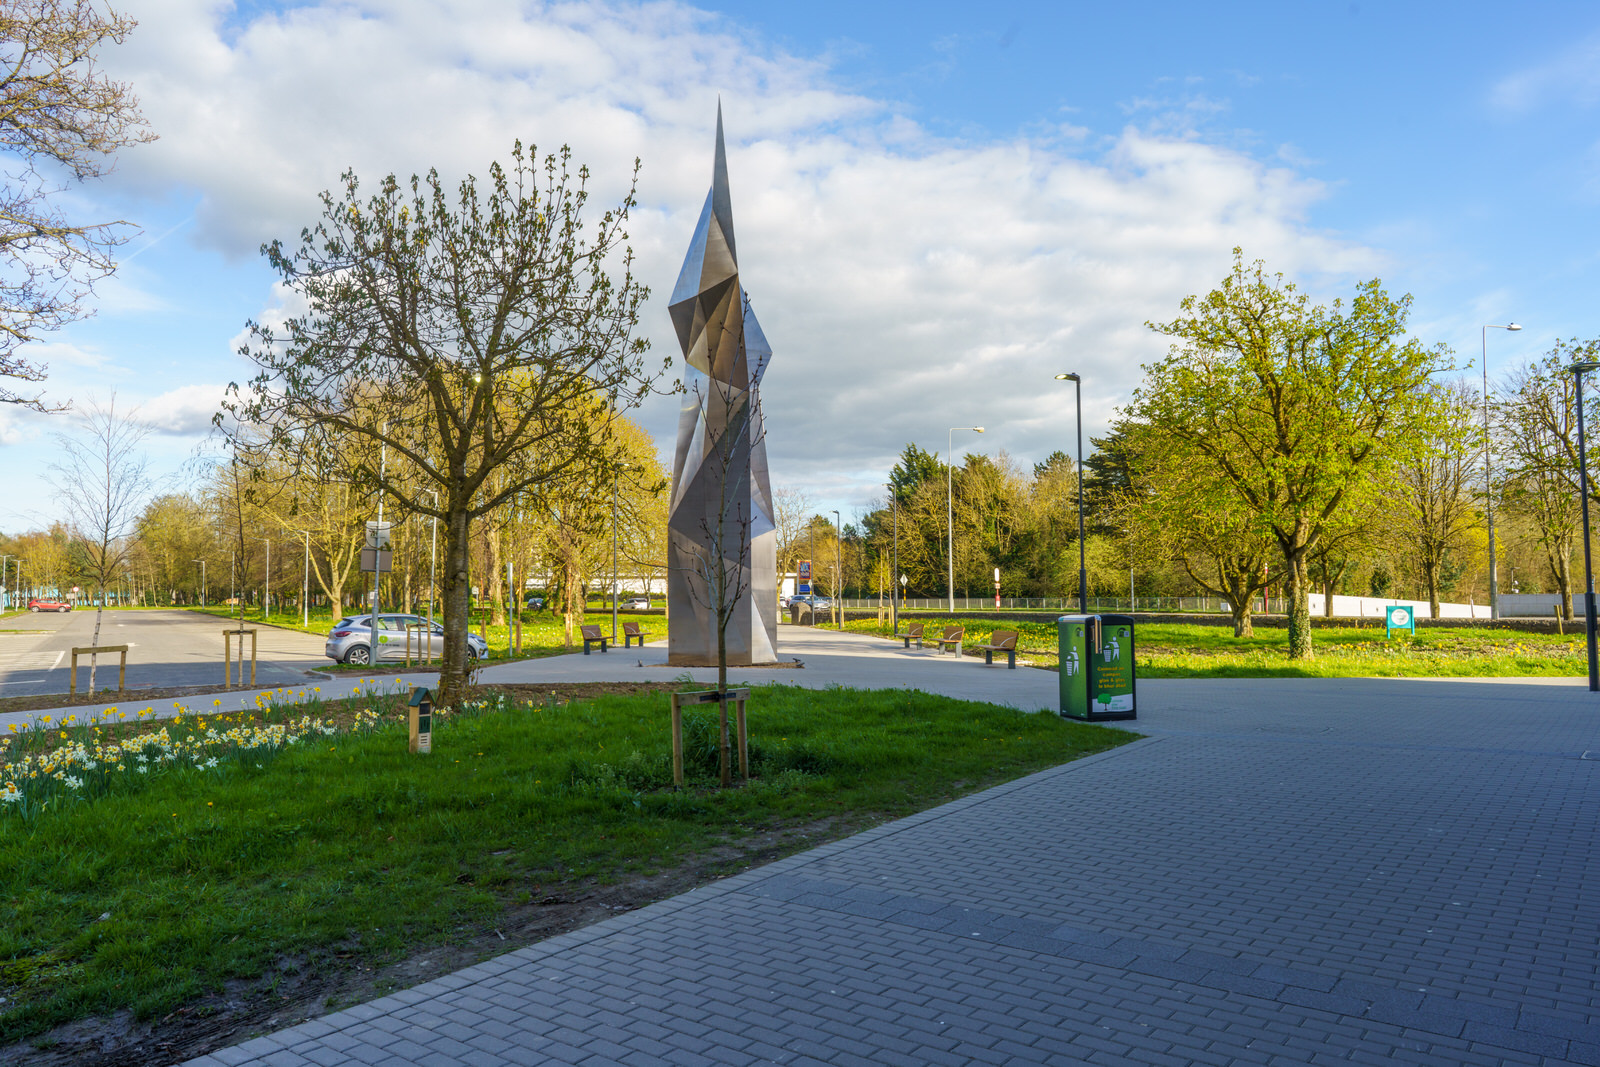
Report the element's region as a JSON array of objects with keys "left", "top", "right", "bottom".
[{"left": 180, "top": 674, "right": 1600, "bottom": 1067}]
